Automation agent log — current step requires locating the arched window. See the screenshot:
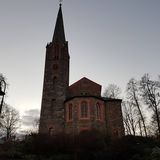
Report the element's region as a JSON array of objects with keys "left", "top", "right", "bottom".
[
  {"left": 68, "top": 104, "right": 73, "bottom": 121},
  {"left": 81, "top": 101, "right": 88, "bottom": 118},
  {"left": 51, "top": 99, "right": 56, "bottom": 112},
  {"left": 54, "top": 46, "right": 59, "bottom": 59},
  {"left": 53, "top": 64, "right": 58, "bottom": 70},
  {"left": 53, "top": 76, "right": 57, "bottom": 86},
  {"left": 49, "top": 127, "right": 54, "bottom": 136},
  {"left": 96, "top": 103, "right": 101, "bottom": 120}
]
